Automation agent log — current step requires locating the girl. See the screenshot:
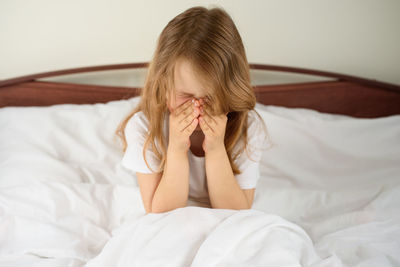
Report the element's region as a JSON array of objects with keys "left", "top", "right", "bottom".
[{"left": 116, "top": 6, "right": 270, "bottom": 214}]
